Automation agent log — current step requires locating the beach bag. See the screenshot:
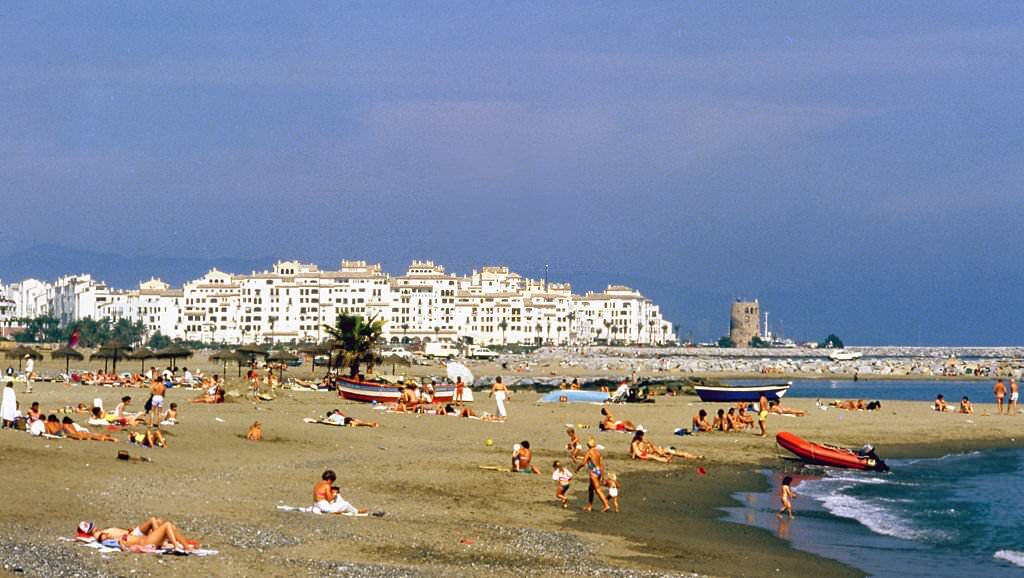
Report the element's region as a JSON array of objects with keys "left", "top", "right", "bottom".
[{"left": 144, "top": 395, "right": 153, "bottom": 412}]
